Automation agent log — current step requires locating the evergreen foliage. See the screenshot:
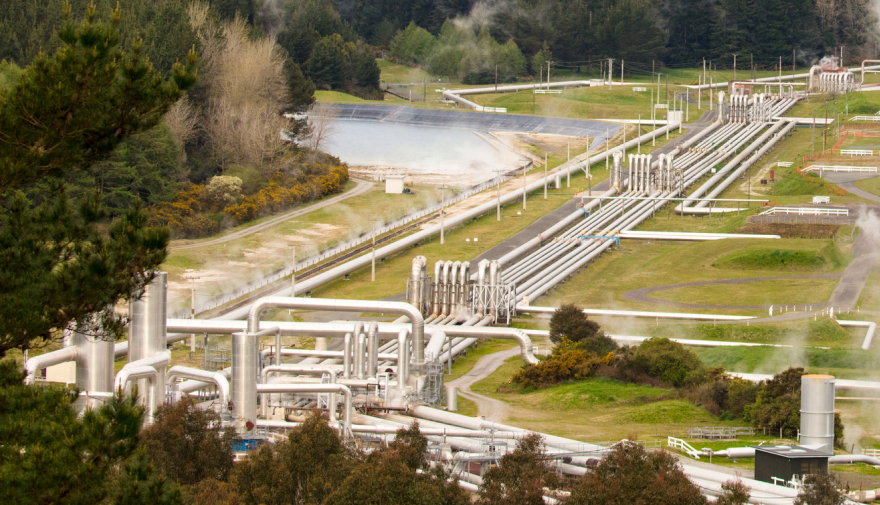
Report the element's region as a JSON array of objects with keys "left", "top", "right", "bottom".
[
  {"left": 568, "top": 440, "right": 708, "bottom": 504},
  {"left": 0, "top": 361, "right": 180, "bottom": 505},
  {"left": 478, "top": 433, "right": 560, "bottom": 505},
  {"left": 0, "top": 2, "right": 195, "bottom": 355}
]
